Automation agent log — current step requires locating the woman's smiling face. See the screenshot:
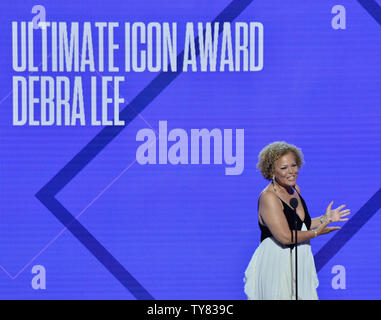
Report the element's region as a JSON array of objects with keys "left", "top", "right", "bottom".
[{"left": 273, "top": 152, "right": 299, "bottom": 189}]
